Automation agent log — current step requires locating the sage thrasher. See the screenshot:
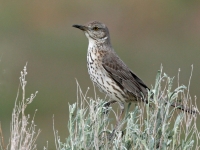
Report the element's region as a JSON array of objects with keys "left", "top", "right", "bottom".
[{"left": 73, "top": 21, "right": 196, "bottom": 121}]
